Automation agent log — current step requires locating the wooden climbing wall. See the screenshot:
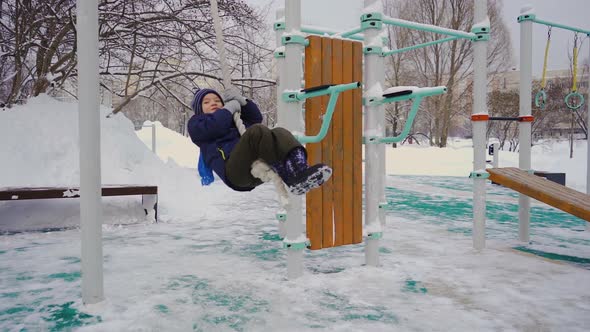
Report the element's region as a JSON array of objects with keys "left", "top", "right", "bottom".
[{"left": 304, "top": 35, "right": 363, "bottom": 250}]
